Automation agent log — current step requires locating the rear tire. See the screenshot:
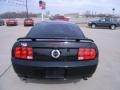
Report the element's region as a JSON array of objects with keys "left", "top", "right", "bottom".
[
  {"left": 110, "top": 25, "right": 116, "bottom": 30},
  {"left": 91, "top": 24, "right": 96, "bottom": 29}
]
